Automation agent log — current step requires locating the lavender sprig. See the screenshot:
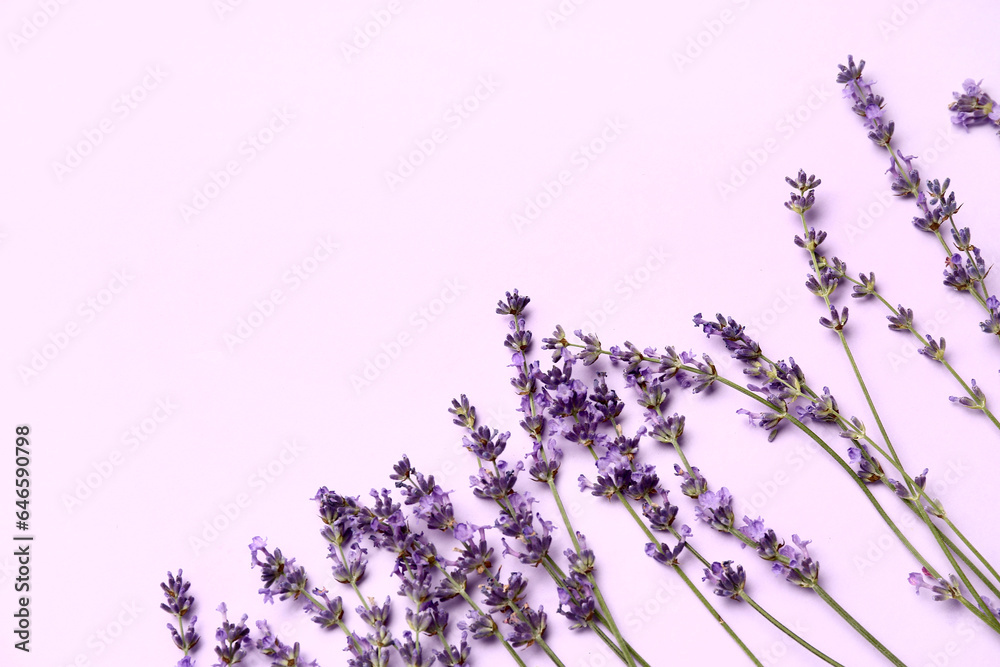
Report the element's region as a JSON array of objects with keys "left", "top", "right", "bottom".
[
  {"left": 160, "top": 569, "right": 200, "bottom": 663},
  {"left": 212, "top": 603, "right": 249, "bottom": 667},
  {"left": 837, "top": 55, "right": 996, "bottom": 326}
]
